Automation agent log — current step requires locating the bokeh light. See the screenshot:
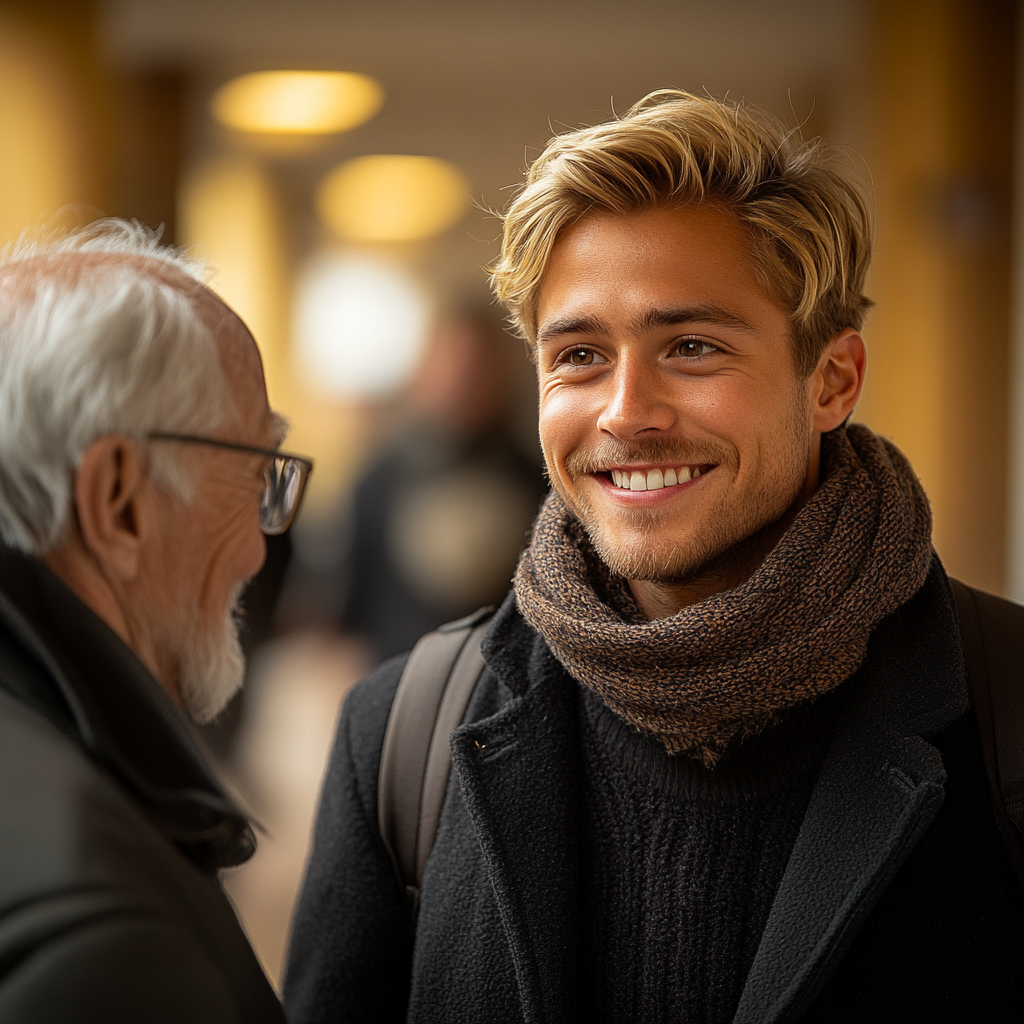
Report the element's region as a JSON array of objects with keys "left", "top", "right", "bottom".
[
  {"left": 210, "top": 71, "right": 383, "bottom": 135},
  {"left": 293, "top": 250, "right": 429, "bottom": 399},
  {"left": 316, "top": 155, "right": 469, "bottom": 242}
]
